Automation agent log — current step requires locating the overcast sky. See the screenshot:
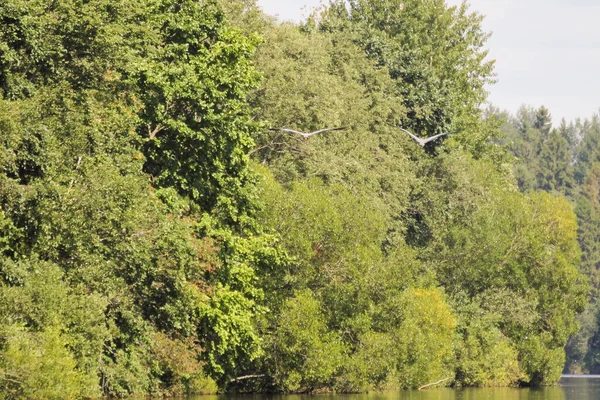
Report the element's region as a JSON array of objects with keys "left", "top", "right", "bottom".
[{"left": 256, "top": 0, "right": 600, "bottom": 124}]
